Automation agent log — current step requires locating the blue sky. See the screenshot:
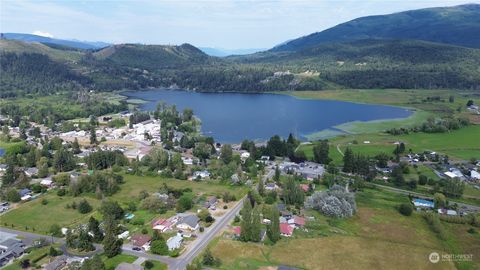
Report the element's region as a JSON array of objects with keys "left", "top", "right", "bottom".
[{"left": 0, "top": 0, "right": 478, "bottom": 49}]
